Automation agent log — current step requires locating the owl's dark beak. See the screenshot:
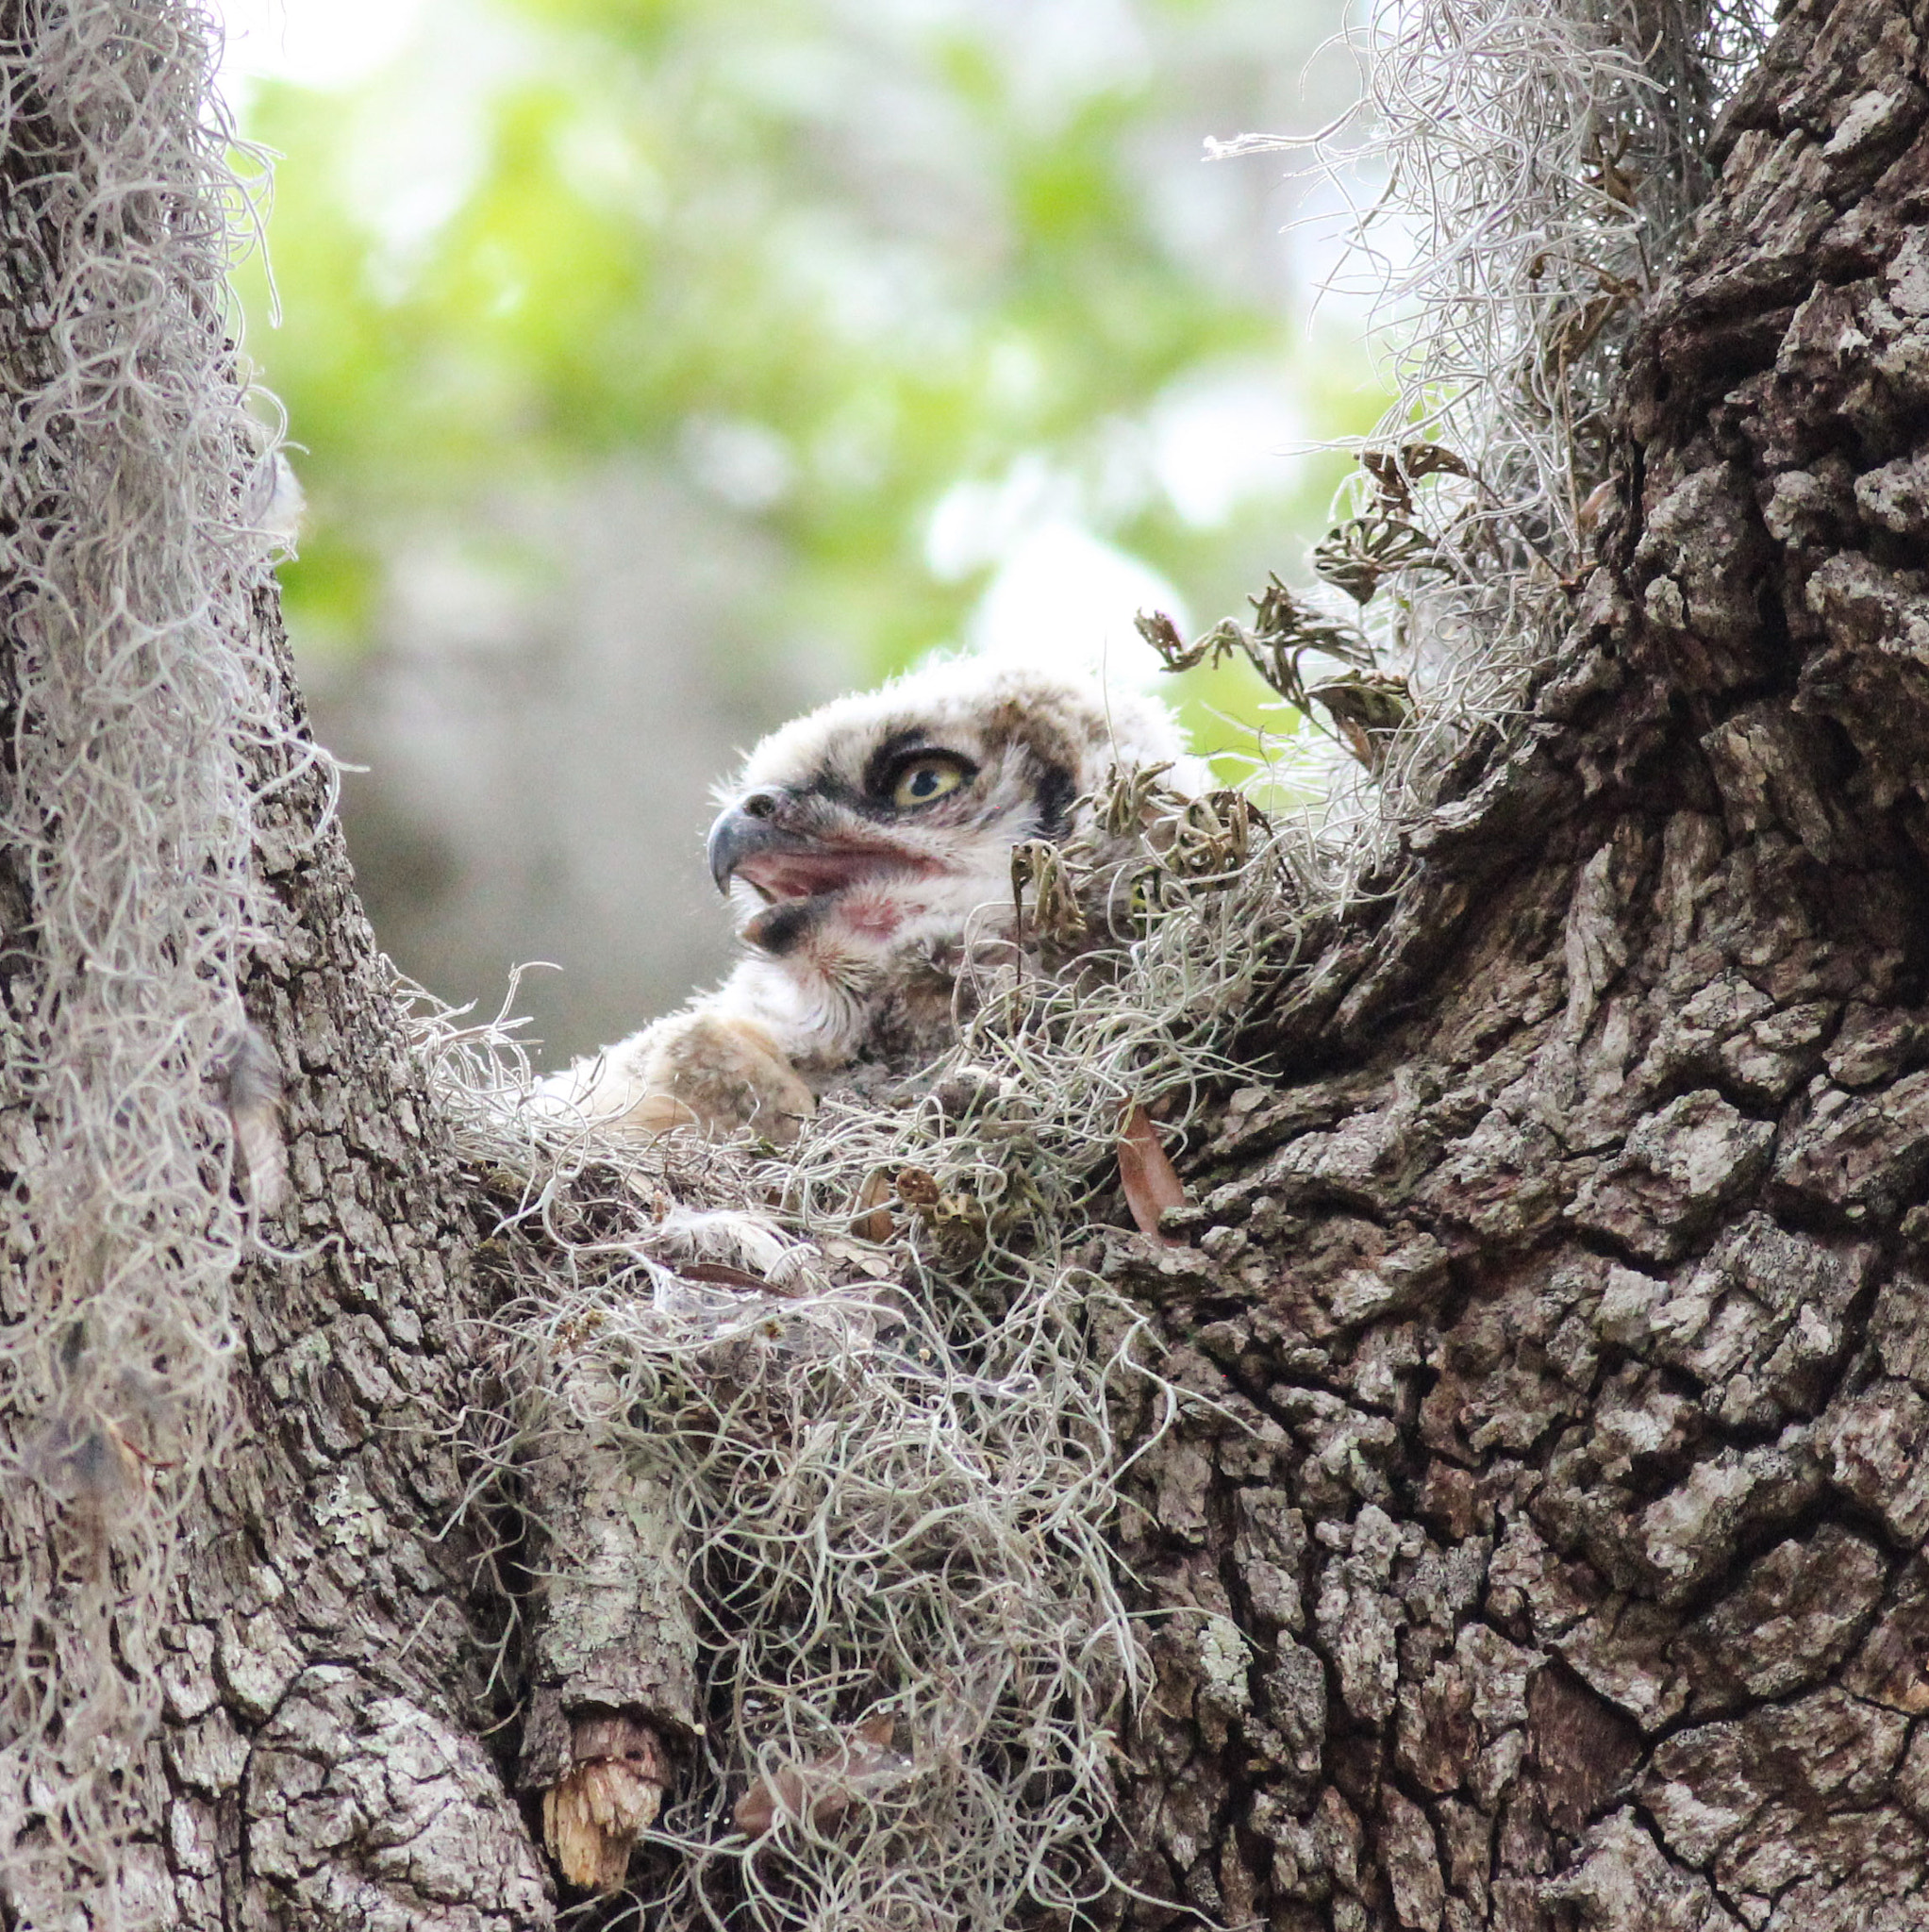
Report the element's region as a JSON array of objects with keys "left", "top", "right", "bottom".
[
  {"left": 707, "top": 801, "right": 795, "bottom": 895},
  {"left": 708, "top": 793, "right": 930, "bottom": 905}
]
